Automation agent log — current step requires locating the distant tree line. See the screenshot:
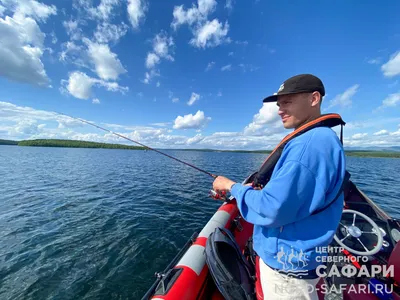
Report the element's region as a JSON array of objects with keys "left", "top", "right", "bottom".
[
  {"left": 0, "top": 139, "right": 18, "bottom": 145},
  {"left": 17, "top": 139, "right": 146, "bottom": 150},
  {"left": 345, "top": 151, "right": 400, "bottom": 158}
]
